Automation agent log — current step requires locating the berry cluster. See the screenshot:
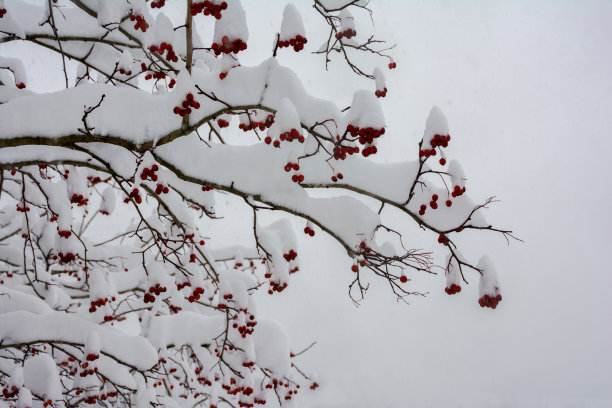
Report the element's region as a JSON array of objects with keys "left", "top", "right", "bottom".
[
  {"left": 212, "top": 36, "right": 247, "bottom": 55},
  {"left": 176, "top": 280, "right": 191, "bottom": 291},
  {"left": 154, "top": 183, "right": 169, "bottom": 195},
  {"left": 42, "top": 399, "right": 54, "bottom": 407},
  {"left": 173, "top": 93, "right": 200, "bottom": 116},
  {"left": 58, "top": 229, "right": 72, "bottom": 238},
  {"left": 87, "top": 175, "right": 103, "bottom": 185},
  {"left": 303, "top": 226, "right": 315, "bottom": 236},
  {"left": 124, "top": 188, "right": 142, "bottom": 204},
  {"left": 85, "top": 352, "right": 100, "bottom": 362},
  {"left": 479, "top": 293, "right": 502, "bottom": 309},
  {"left": 437, "top": 234, "right": 448, "bottom": 246},
  {"left": 451, "top": 184, "right": 466, "bottom": 198},
  {"left": 201, "top": 186, "right": 213, "bottom": 191},
  {"left": 445, "top": 283, "right": 461, "bottom": 295},
  {"left": 283, "top": 249, "right": 297, "bottom": 262},
  {"left": 129, "top": 14, "right": 149, "bottom": 32},
  {"left": 140, "top": 164, "right": 159, "bottom": 181},
  {"left": 2, "top": 386, "right": 19, "bottom": 399},
  {"left": 70, "top": 192, "right": 88, "bottom": 206},
  {"left": 335, "top": 28, "right": 356, "bottom": 40},
  {"left": 268, "top": 280, "right": 288, "bottom": 294},
  {"left": 191, "top": 1, "right": 227, "bottom": 18},
  {"left": 150, "top": 0, "right": 165, "bottom": 8},
  {"left": 277, "top": 35, "right": 308, "bottom": 52},
  {"left": 239, "top": 114, "right": 274, "bottom": 132},
  {"left": 187, "top": 286, "right": 205, "bottom": 302},
  {"left": 54, "top": 251, "right": 75, "bottom": 263},
  {"left": 333, "top": 144, "right": 360, "bottom": 160},
  {"left": 420, "top": 133, "right": 450, "bottom": 158},
  {"left": 233, "top": 310, "right": 257, "bottom": 338},
  {"left": 331, "top": 172, "right": 343, "bottom": 182},
  {"left": 149, "top": 42, "right": 178, "bottom": 63},
  {"left": 283, "top": 160, "right": 299, "bottom": 172},
  {"left": 16, "top": 82, "right": 25, "bottom": 89},
  {"left": 89, "top": 297, "right": 112, "bottom": 313},
  {"left": 16, "top": 203, "right": 30, "bottom": 212},
  {"left": 375, "top": 86, "right": 388, "bottom": 98},
  {"left": 347, "top": 124, "right": 385, "bottom": 157},
  {"left": 217, "top": 118, "right": 229, "bottom": 127},
  {"left": 291, "top": 173, "right": 304, "bottom": 183},
  {"left": 79, "top": 361, "right": 97, "bottom": 377},
  {"left": 388, "top": 62, "right": 397, "bottom": 69},
  {"left": 144, "top": 71, "right": 167, "bottom": 81},
  {"left": 118, "top": 67, "right": 132, "bottom": 76}
]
